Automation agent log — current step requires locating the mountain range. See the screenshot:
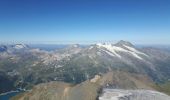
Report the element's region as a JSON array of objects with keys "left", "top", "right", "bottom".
[{"left": 0, "top": 40, "right": 170, "bottom": 100}]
